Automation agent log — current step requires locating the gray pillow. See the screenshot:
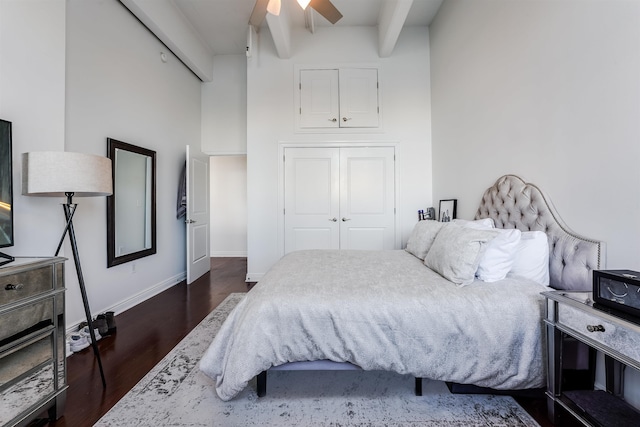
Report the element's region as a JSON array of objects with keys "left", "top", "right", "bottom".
[
  {"left": 405, "top": 220, "right": 446, "bottom": 260},
  {"left": 424, "top": 223, "right": 498, "bottom": 286}
]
